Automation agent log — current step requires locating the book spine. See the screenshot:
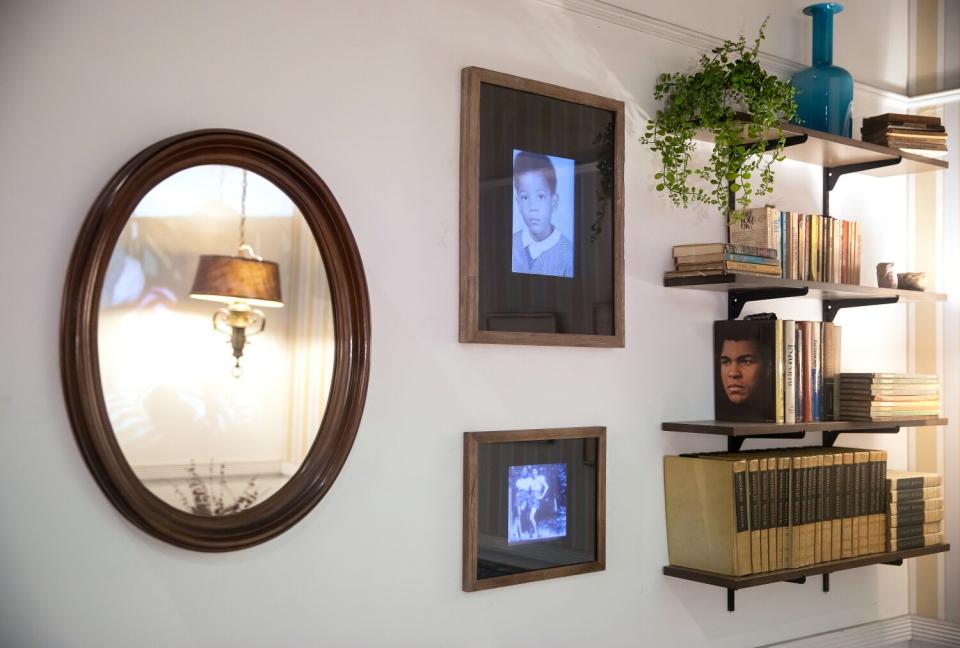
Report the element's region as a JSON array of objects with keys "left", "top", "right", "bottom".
[
  {"left": 889, "top": 532, "right": 944, "bottom": 552},
  {"left": 888, "top": 475, "right": 941, "bottom": 490},
  {"left": 733, "top": 460, "right": 751, "bottom": 575},
  {"left": 832, "top": 452, "right": 843, "bottom": 560},
  {"left": 814, "top": 454, "right": 823, "bottom": 565},
  {"left": 842, "top": 452, "right": 855, "bottom": 558},
  {"left": 796, "top": 325, "right": 805, "bottom": 421},
  {"left": 759, "top": 458, "right": 770, "bottom": 573},
  {"left": 811, "top": 323, "right": 822, "bottom": 422},
  {"left": 767, "top": 455, "right": 777, "bottom": 571},
  {"left": 891, "top": 509, "right": 943, "bottom": 526},
  {"left": 890, "top": 522, "right": 942, "bottom": 540},
  {"left": 791, "top": 456, "right": 803, "bottom": 568},
  {"left": 822, "top": 453, "right": 834, "bottom": 562},
  {"left": 749, "top": 459, "right": 761, "bottom": 573},
  {"left": 790, "top": 212, "right": 798, "bottom": 280},
  {"left": 797, "top": 457, "right": 810, "bottom": 567},
  {"left": 766, "top": 205, "right": 783, "bottom": 277},
  {"left": 868, "top": 450, "right": 880, "bottom": 555},
  {"left": 804, "top": 457, "right": 817, "bottom": 565},
  {"left": 811, "top": 214, "right": 820, "bottom": 282},
  {"left": 855, "top": 451, "right": 869, "bottom": 557},
  {"left": 889, "top": 486, "right": 943, "bottom": 502},
  {"left": 802, "top": 322, "right": 813, "bottom": 422},
  {"left": 783, "top": 321, "right": 796, "bottom": 423},
  {"left": 776, "top": 321, "right": 784, "bottom": 423},
  {"left": 780, "top": 211, "right": 786, "bottom": 276},
  {"left": 722, "top": 260, "right": 782, "bottom": 275},
  {"left": 889, "top": 497, "right": 944, "bottom": 515},
  {"left": 778, "top": 457, "right": 790, "bottom": 571}
]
